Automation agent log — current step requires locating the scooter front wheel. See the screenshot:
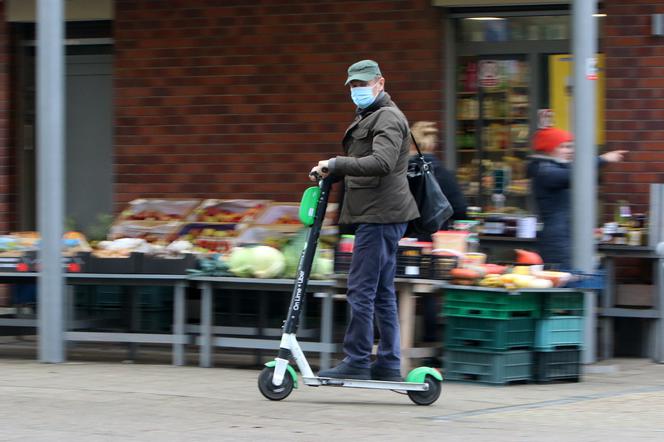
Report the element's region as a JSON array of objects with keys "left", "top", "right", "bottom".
[
  {"left": 258, "top": 366, "right": 294, "bottom": 401},
  {"left": 407, "top": 375, "right": 441, "bottom": 406}
]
